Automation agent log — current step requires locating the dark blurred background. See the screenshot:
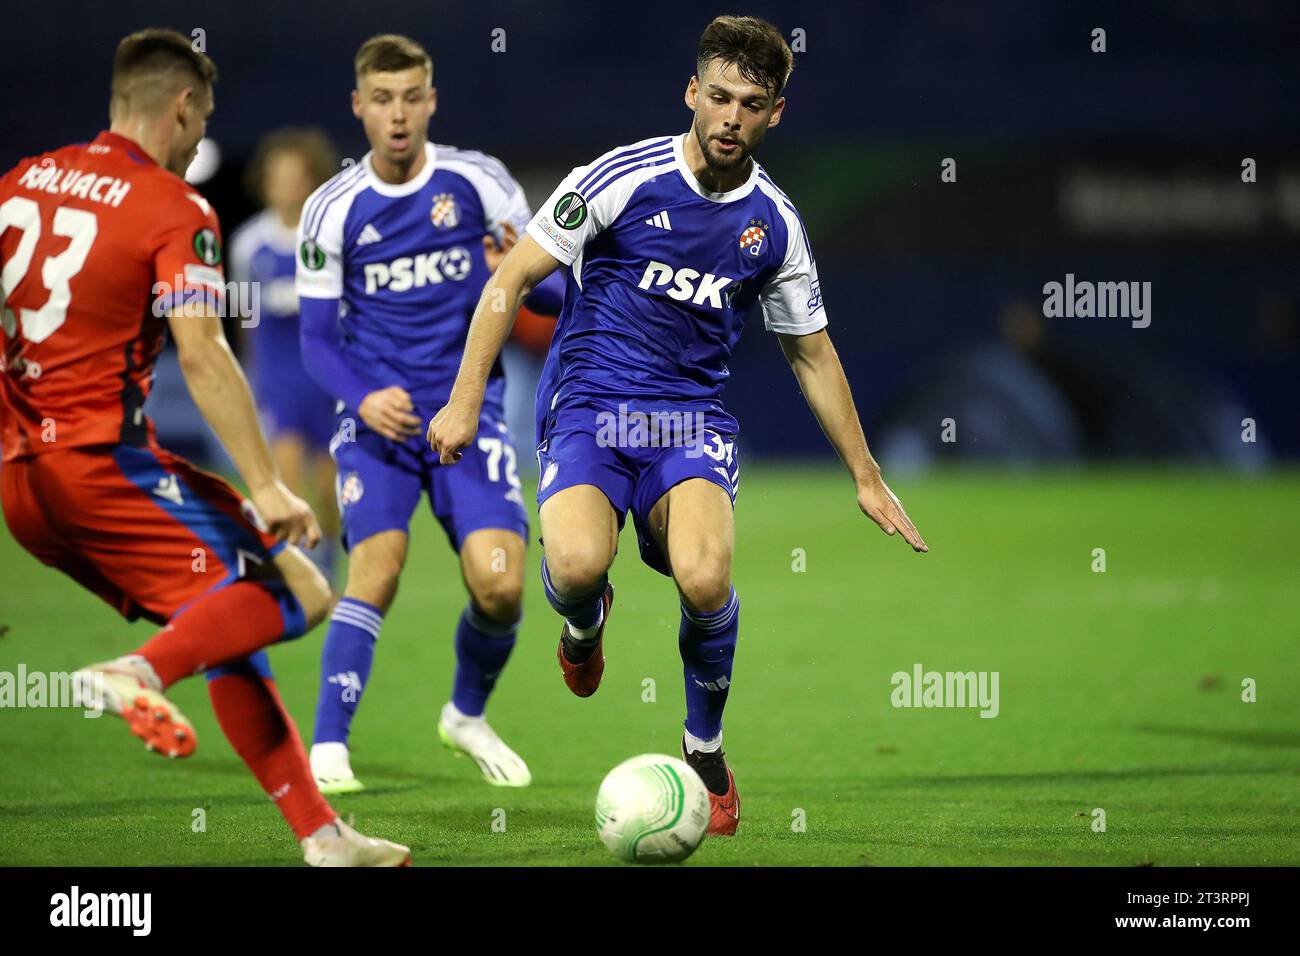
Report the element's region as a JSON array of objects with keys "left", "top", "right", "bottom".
[{"left": 3, "top": 0, "right": 1297, "bottom": 469}]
